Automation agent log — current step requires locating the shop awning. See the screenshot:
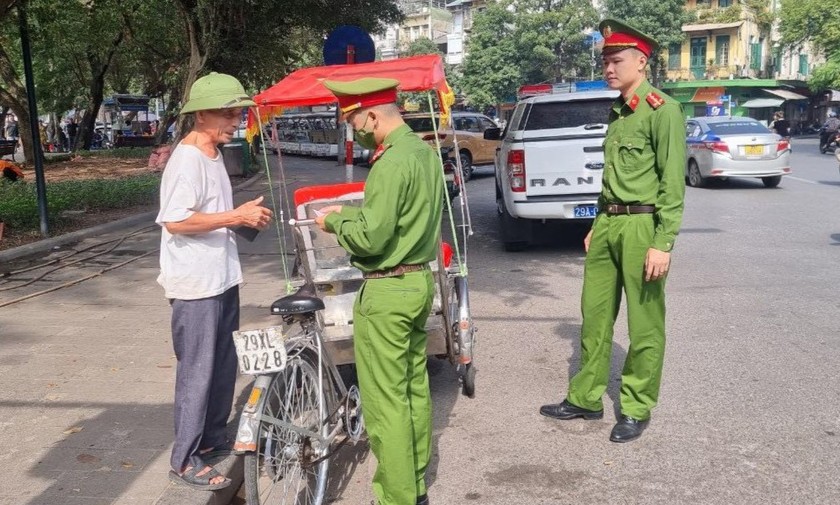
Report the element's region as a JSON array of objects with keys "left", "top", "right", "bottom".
[
  {"left": 682, "top": 22, "right": 743, "bottom": 32},
  {"left": 741, "top": 98, "right": 784, "bottom": 109},
  {"left": 762, "top": 88, "right": 808, "bottom": 101}
]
